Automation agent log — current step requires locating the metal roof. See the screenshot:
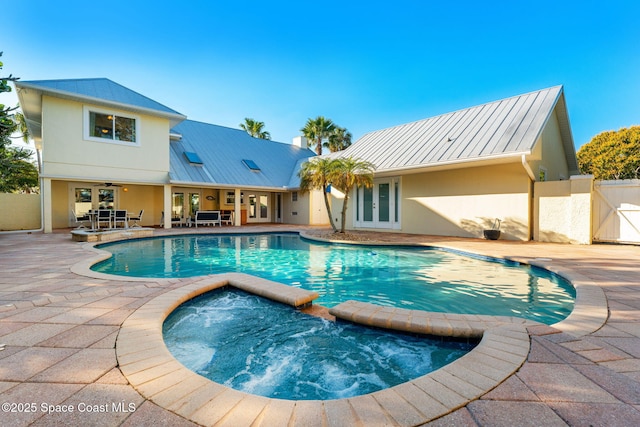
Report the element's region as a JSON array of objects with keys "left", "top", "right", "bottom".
[
  {"left": 169, "top": 120, "right": 315, "bottom": 189},
  {"left": 17, "top": 78, "right": 184, "bottom": 117},
  {"left": 15, "top": 79, "right": 187, "bottom": 142},
  {"left": 339, "top": 86, "right": 578, "bottom": 174}
]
